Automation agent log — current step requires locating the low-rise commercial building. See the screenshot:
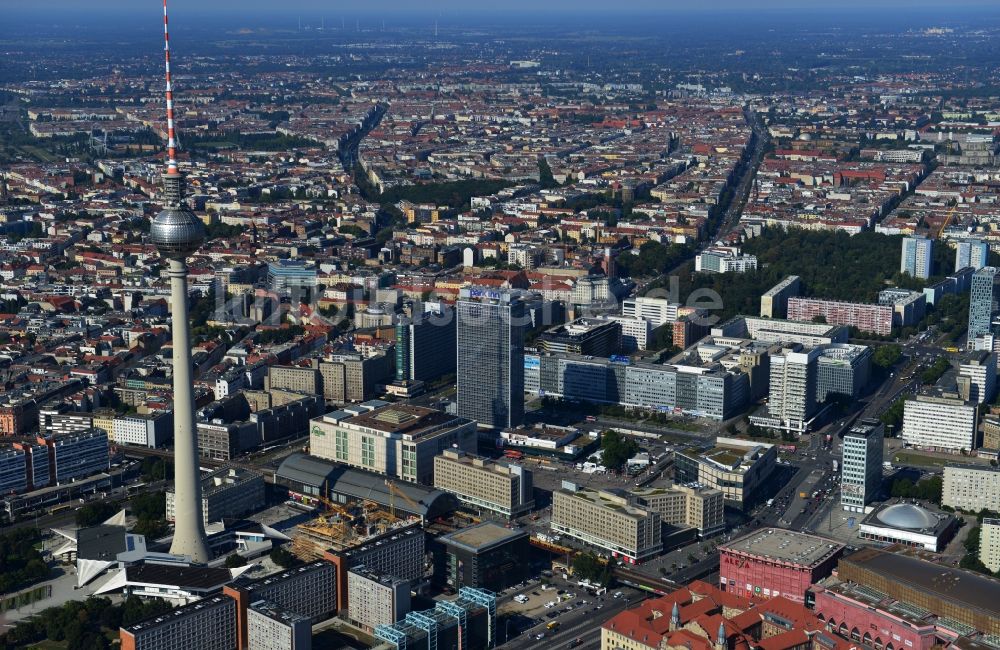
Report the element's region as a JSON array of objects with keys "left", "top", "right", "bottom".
[
  {"left": 631, "top": 483, "right": 725, "bottom": 537},
  {"left": 552, "top": 482, "right": 662, "bottom": 564},
  {"left": 858, "top": 502, "right": 958, "bottom": 552},
  {"left": 437, "top": 522, "right": 530, "bottom": 592},
  {"left": 837, "top": 546, "right": 1000, "bottom": 636},
  {"left": 166, "top": 467, "right": 265, "bottom": 527},
  {"left": 309, "top": 404, "right": 476, "bottom": 484},
  {"left": 719, "top": 528, "right": 844, "bottom": 603},
  {"left": 373, "top": 588, "right": 497, "bottom": 650},
  {"left": 433, "top": 450, "right": 533, "bottom": 519},
  {"left": 674, "top": 438, "right": 777, "bottom": 509}
]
